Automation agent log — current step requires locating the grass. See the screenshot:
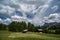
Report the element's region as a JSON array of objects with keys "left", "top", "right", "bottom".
[{"left": 0, "top": 30, "right": 60, "bottom": 40}]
